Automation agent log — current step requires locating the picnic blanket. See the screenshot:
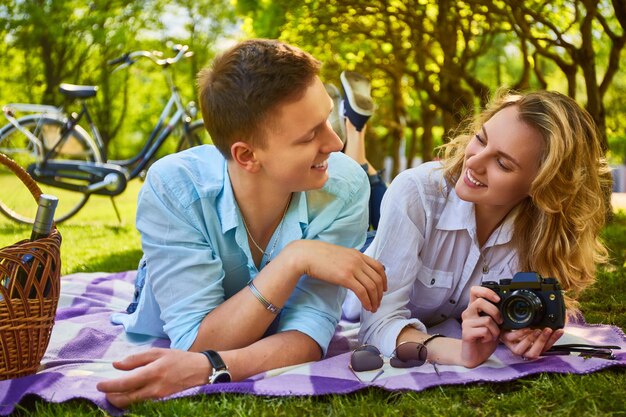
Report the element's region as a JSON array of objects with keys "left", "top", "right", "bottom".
[{"left": 1, "top": 271, "right": 625, "bottom": 415}]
